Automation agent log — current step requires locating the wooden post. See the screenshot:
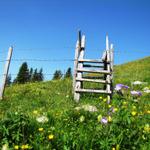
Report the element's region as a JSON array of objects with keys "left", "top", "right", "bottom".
[
  {"left": 74, "top": 33, "right": 85, "bottom": 102},
  {"left": 110, "top": 43, "right": 114, "bottom": 94},
  {"left": 0, "top": 46, "right": 13, "bottom": 100}
]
